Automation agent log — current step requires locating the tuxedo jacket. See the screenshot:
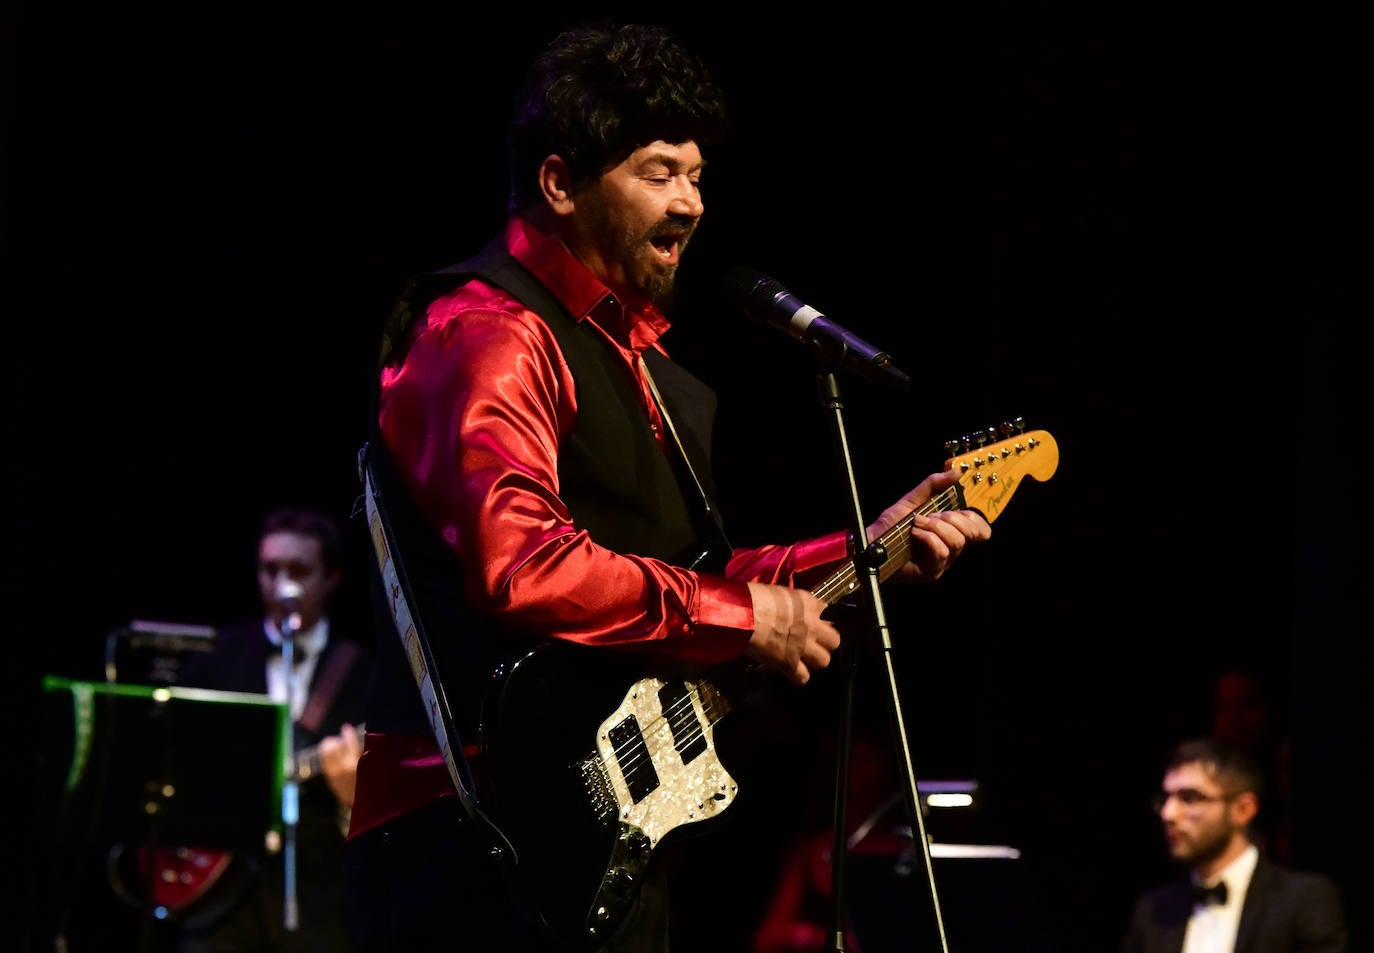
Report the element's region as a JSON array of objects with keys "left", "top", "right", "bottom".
[{"left": 1120, "top": 854, "right": 1346, "bottom": 953}]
